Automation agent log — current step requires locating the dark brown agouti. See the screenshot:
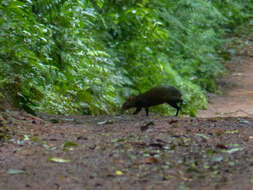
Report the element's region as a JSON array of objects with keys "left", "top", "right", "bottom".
[{"left": 122, "top": 86, "right": 183, "bottom": 116}]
